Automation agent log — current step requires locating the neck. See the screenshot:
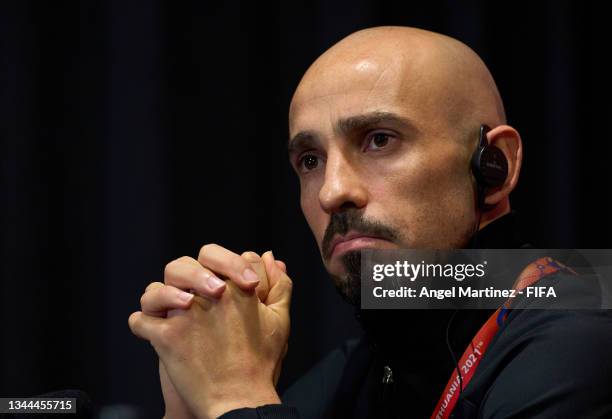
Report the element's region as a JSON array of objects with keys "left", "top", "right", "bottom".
[
  {"left": 479, "top": 200, "right": 510, "bottom": 231},
  {"left": 356, "top": 211, "right": 524, "bottom": 368}
]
